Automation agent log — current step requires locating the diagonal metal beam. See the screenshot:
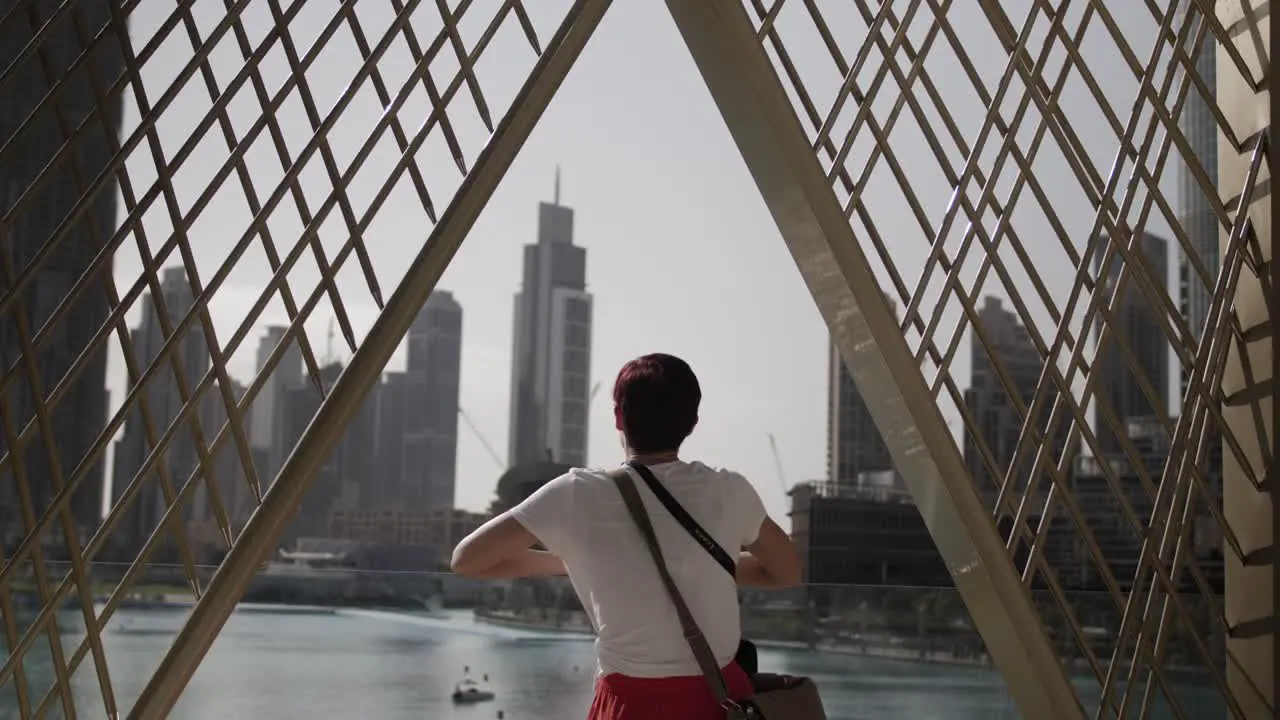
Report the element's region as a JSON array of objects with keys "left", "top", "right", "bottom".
[
  {"left": 123, "top": 1, "right": 614, "bottom": 716},
  {"left": 662, "top": 1, "right": 1082, "bottom": 717}
]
